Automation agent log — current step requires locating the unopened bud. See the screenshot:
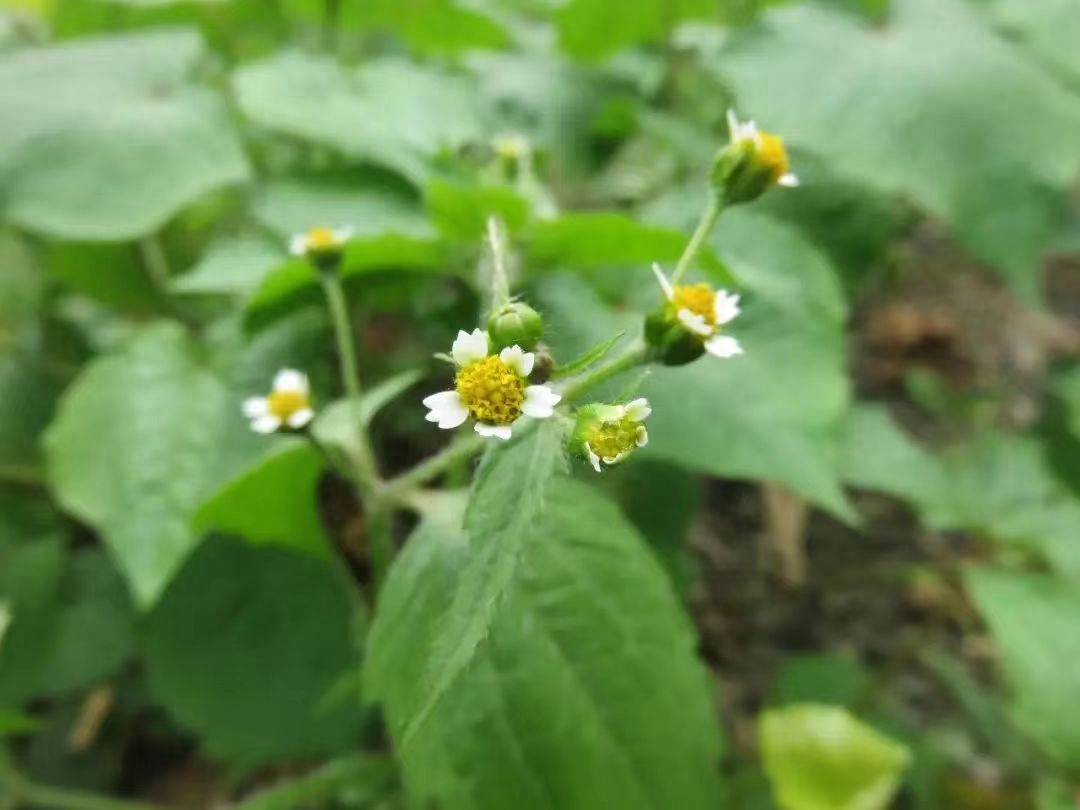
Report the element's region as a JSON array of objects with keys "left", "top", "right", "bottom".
[{"left": 486, "top": 301, "right": 544, "bottom": 353}]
